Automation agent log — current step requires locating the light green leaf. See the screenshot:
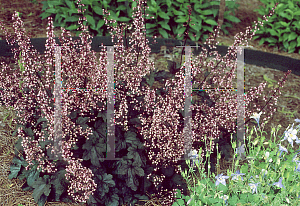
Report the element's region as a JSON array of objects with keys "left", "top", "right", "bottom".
[
  {"left": 158, "top": 28, "right": 169, "bottom": 38},
  {"left": 258, "top": 38, "right": 265, "bottom": 46},
  {"left": 151, "top": 0, "right": 157, "bottom": 7},
  {"left": 145, "top": 23, "right": 157, "bottom": 29},
  {"left": 158, "top": 21, "right": 171, "bottom": 31},
  {"left": 201, "top": 9, "right": 214, "bottom": 15},
  {"left": 166, "top": 0, "right": 172, "bottom": 7},
  {"left": 176, "top": 25, "right": 187, "bottom": 35},
  {"left": 96, "top": 19, "right": 104, "bottom": 30},
  {"left": 279, "top": 11, "right": 293, "bottom": 20},
  {"left": 158, "top": 11, "right": 170, "bottom": 19},
  {"left": 204, "top": 18, "right": 218, "bottom": 25},
  {"left": 280, "top": 22, "right": 290, "bottom": 27},
  {"left": 64, "top": 16, "right": 79, "bottom": 22},
  {"left": 93, "top": 6, "right": 103, "bottom": 15},
  {"left": 66, "top": 24, "right": 80, "bottom": 30},
  {"left": 175, "top": 17, "right": 188, "bottom": 23},
  {"left": 172, "top": 9, "right": 185, "bottom": 16},
  {"left": 267, "top": 29, "right": 278, "bottom": 37},
  {"left": 65, "top": 0, "right": 74, "bottom": 9},
  {"left": 224, "top": 15, "right": 241, "bottom": 23},
  {"left": 294, "top": 10, "right": 300, "bottom": 16},
  {"left": 288, "top": 32, "right": 297, "bottom": 41},
  {"left": 85, "top": 14, "right": 95, "bottom": 28},
  {"left": 118, "top": 16, "right": 131, "bottom": 22},
  {"left": 81, "top": 0, "right": 92, "bottom": 6}
]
